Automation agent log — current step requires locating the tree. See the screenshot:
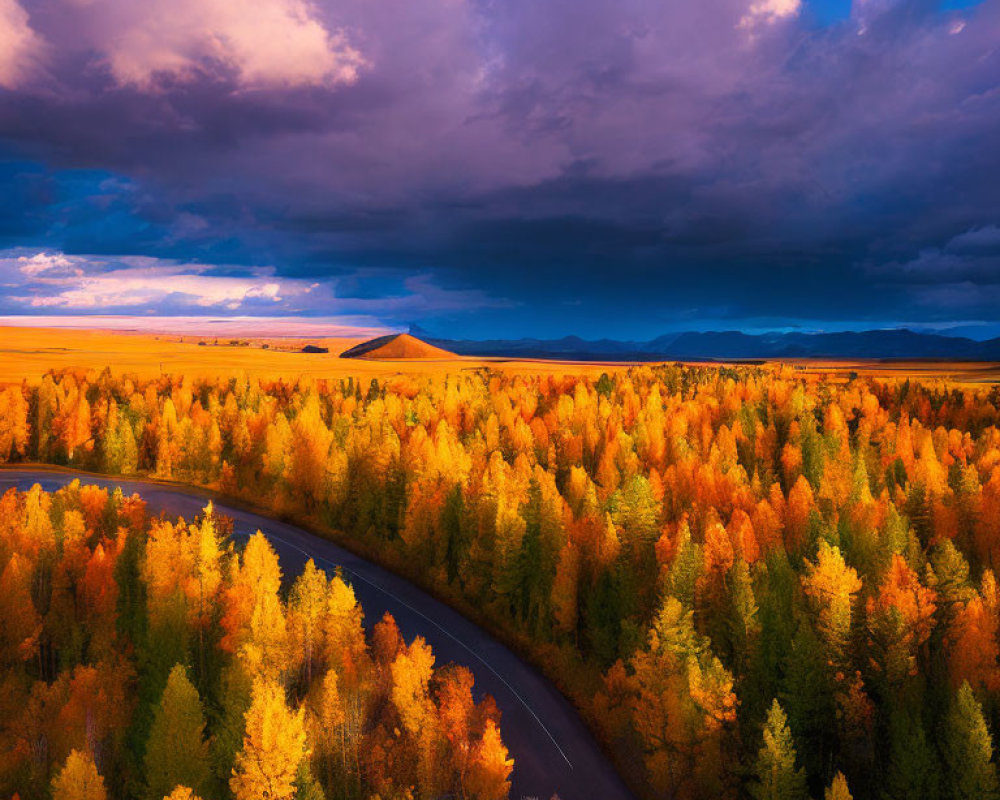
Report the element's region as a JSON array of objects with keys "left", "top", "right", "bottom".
[
  {"left": 866, "top": 555, "right": 937, "bottom": 691},
  {"left": 465, "top": 720, "right": 513, "bottom": 800},
  {"left": 825, "top": 772, "right": 852, "bottom": 800},
  {"left": 781, "top": 620, "right": 835, "bottom": 782},
  {"left": 227, "top": 533, "right": 288, "bottom": 681},
  {"left": 802, "top": 541, "right": 861, "bottom": 671},
  {"left": 288, "top": 560, "right": 329, "bottom": 686},
  {"left": 883, "top": 705, "right": 940, "bottom": 800},
  {"left": 163, "top": 789, "right": 203, "bottom": 800},
  {"left": 230, "top": 679, "right": 308, "bottom": 800},
  {"left": 434, "top": 665, "right": 477, "bottom": 792},
  {"left": 307, "top": 669, "right": 352, "bottom": 799},
  {"left": 941, "top": 682, "right": 1000, "bottom": 800},
  {"left": 0, "top": 385, "right": 29, "bottom": 462},
  {"left": 51, "top": 750, "right": 107, "bottom": 800},
  {"left": 750, "top": 700, "right": 808, "bottom": 800},
  {"left": 0, "top": 552, "right": 41, "bottom": 665},
  {"left": 628, "top": 596, "right": 737, "bottom": 798},
  {"left": 948, "top": 594, "right": 1000, "bottom": 691},
  {"left": 551, "top": 541, "right": 580, "bottom": 639},
  {"left": 390, "top": 637, "right": 437, "bottom": 793},
  {"left": 143, "top": 665, "right": 213, "bottom": 800}
]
